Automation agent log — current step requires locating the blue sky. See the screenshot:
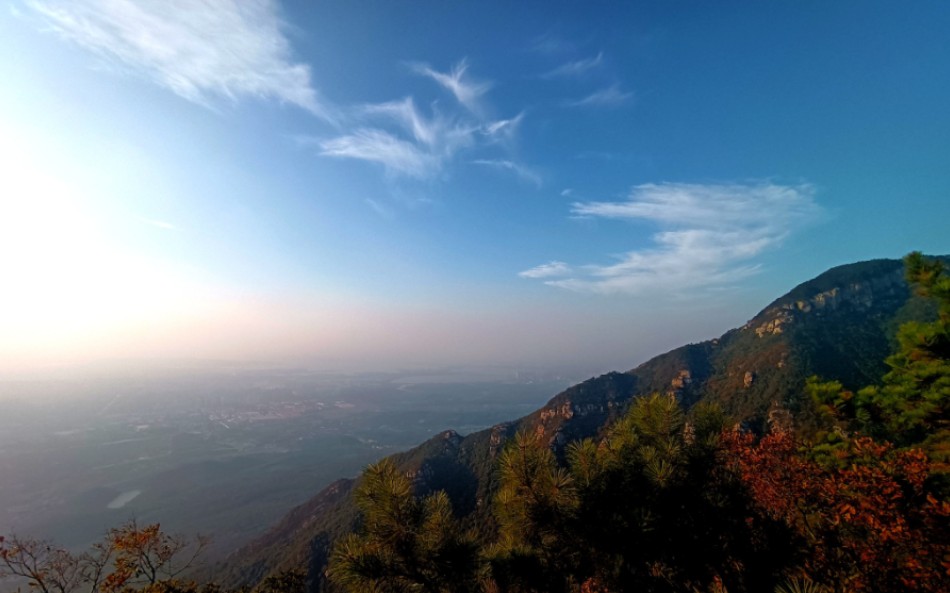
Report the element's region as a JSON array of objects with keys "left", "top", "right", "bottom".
[{"left": 1, "top": 1, "right": 948, "bottom": 373}]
